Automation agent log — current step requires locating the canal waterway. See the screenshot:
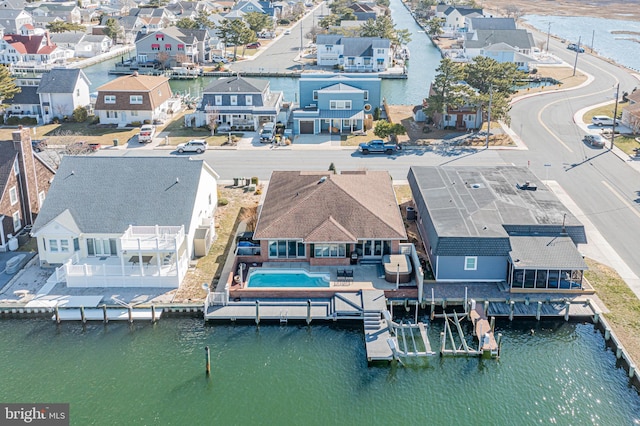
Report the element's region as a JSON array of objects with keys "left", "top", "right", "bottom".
[
  {"left": 1, "top": 317, "right": 639, "bottom": 424},
  {"left": 82, "top": 0, "right": 440, "bottom": 106}
]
